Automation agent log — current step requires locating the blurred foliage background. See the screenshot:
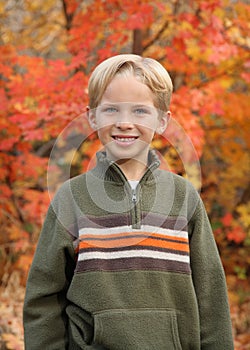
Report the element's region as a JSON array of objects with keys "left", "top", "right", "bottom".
[{"left": 0, "top": 0, "right": 249, "bottom": 349}]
